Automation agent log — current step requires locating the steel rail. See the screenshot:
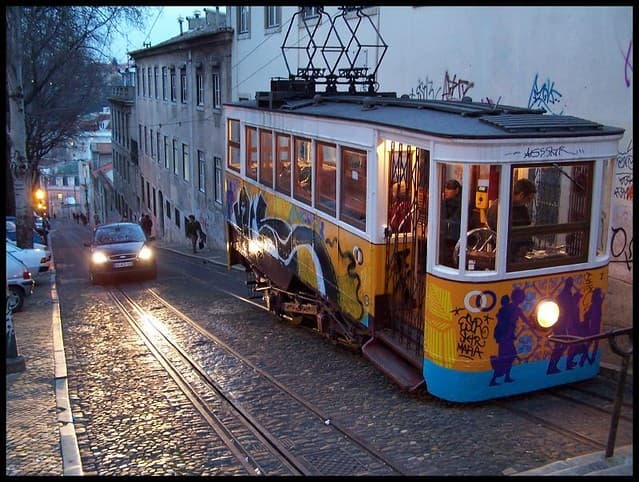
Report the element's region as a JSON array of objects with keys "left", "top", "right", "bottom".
[
  {"left": 108, "top": 288, "right": 308, "bottom": 476},
  {"left": 145, "top": 287, "right": 412, "bottom": 476}
]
